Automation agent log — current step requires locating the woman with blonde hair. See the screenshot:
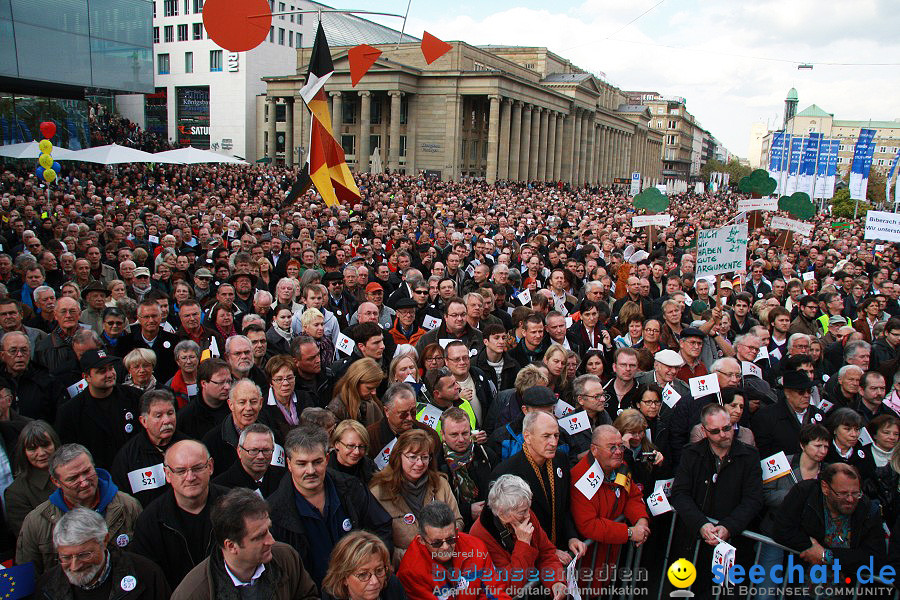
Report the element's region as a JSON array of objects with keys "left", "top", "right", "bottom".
[
  {"left": 388, "top": 352, "right": 420, "bottom": 386},
  {"left": 613, "top": 408, "right": 666, "bottom": 497},
  {"left": 322, "top": 531, "right": 406, "bottom": 600},
  {"left": 369, "top": 429, "right": 462, "bottom": 566},
  {"left": 328, "top": 358, "right": 385, "bottom": 426},
  {"left": 542, "top": 343, "right": 572, "bottom": 403},
  {"left": 302, "top": 307, "right": 335, "bottom": 368},
  {"left": 123, "top": 348, "right": 157, "bottom": 392},
  {"left": 329, "top": 419, "right": 376, "bottom": 485}
]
